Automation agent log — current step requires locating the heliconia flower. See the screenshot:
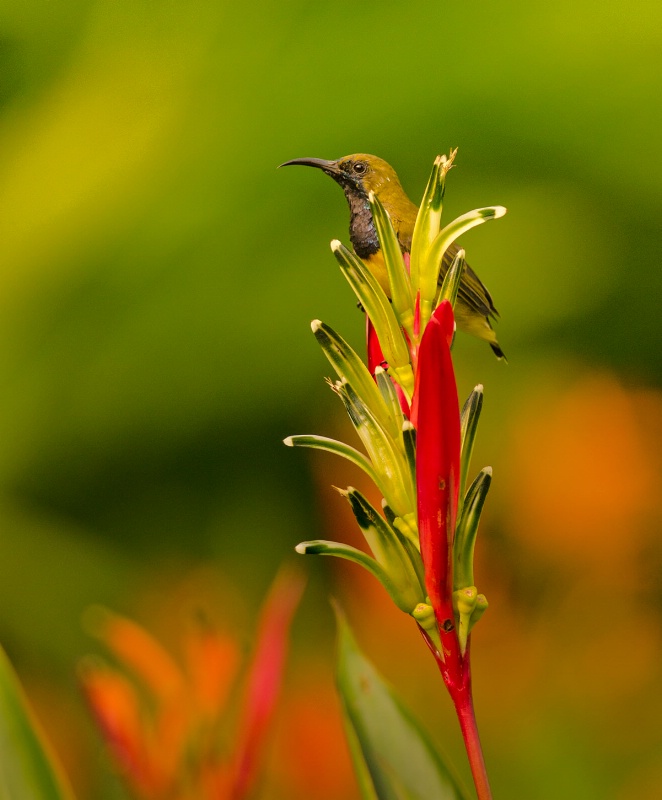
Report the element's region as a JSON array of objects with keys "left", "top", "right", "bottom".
[
  {"left": 290, "top": 151, "right": 501, "bottom": 799},
  {"left": 80, "top": 568, "right": 305, "bottom": 800}
]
